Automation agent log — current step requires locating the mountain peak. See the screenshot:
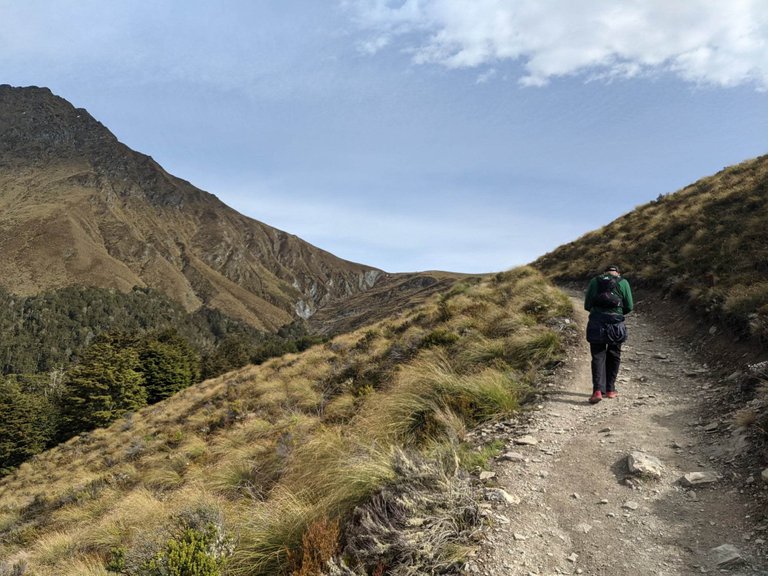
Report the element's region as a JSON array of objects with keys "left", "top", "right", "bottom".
[{"left": 0, "top": 84, "right": 118, "bottom": 163}]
